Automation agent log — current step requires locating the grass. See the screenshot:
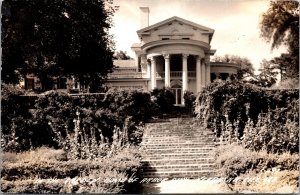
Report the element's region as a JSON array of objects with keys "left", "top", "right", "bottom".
[
  {"left": 215, "top": 143, "right": 299, "bottom": 193},
  {"left": 1, "top": 146, "right": 142, "bottom": 193}
]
